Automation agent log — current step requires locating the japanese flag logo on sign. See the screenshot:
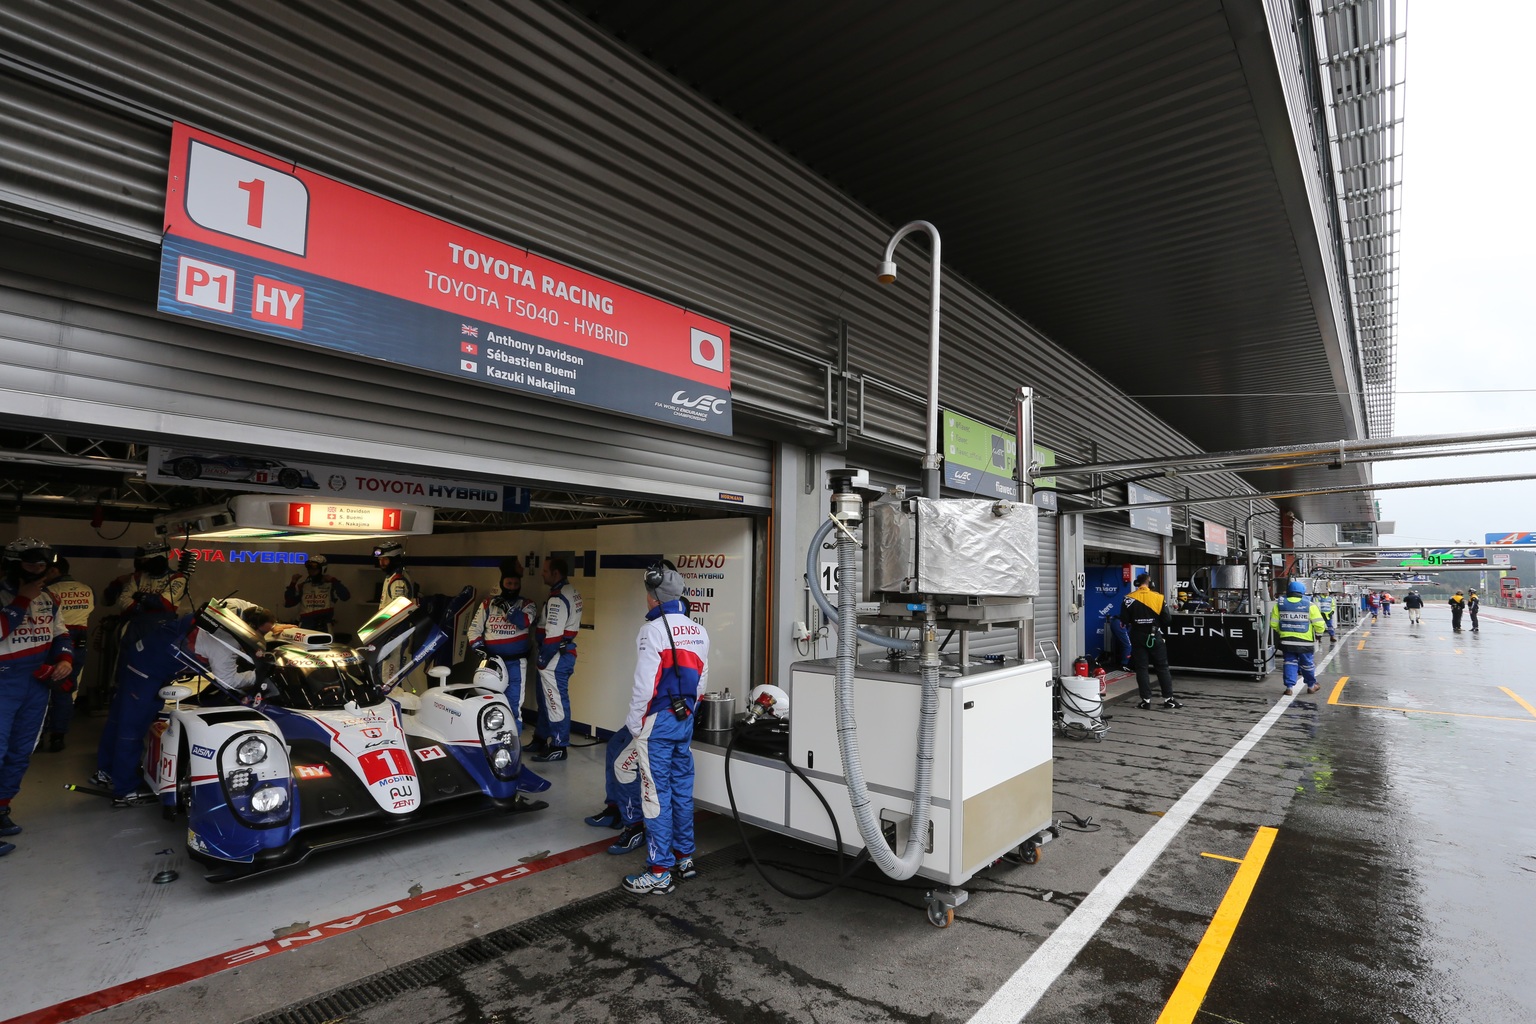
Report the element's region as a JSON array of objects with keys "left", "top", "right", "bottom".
[{"left": 690, "top": 327, "right": 724, "bottom": 372}]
